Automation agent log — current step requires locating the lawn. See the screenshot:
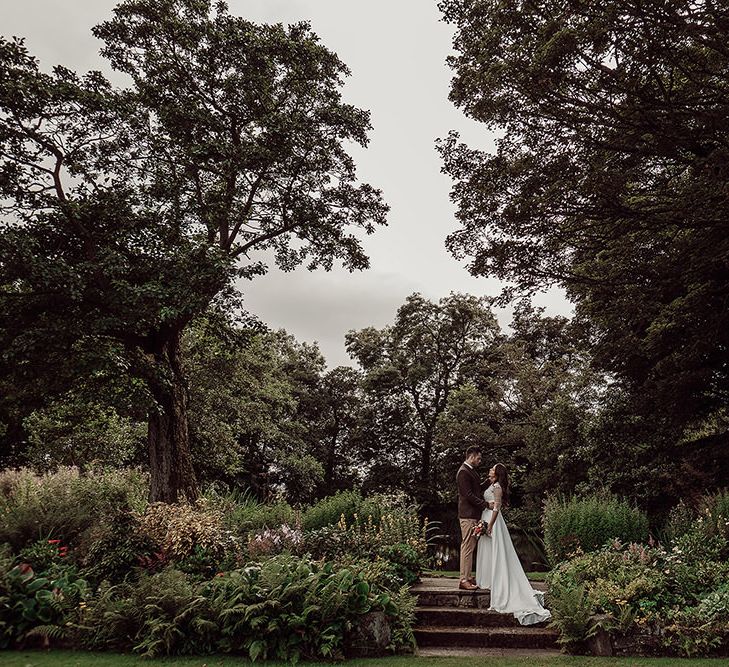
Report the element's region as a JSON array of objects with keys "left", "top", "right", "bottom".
[{"left": 2, "top": 652, "right": 728, "bottom": 667}]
